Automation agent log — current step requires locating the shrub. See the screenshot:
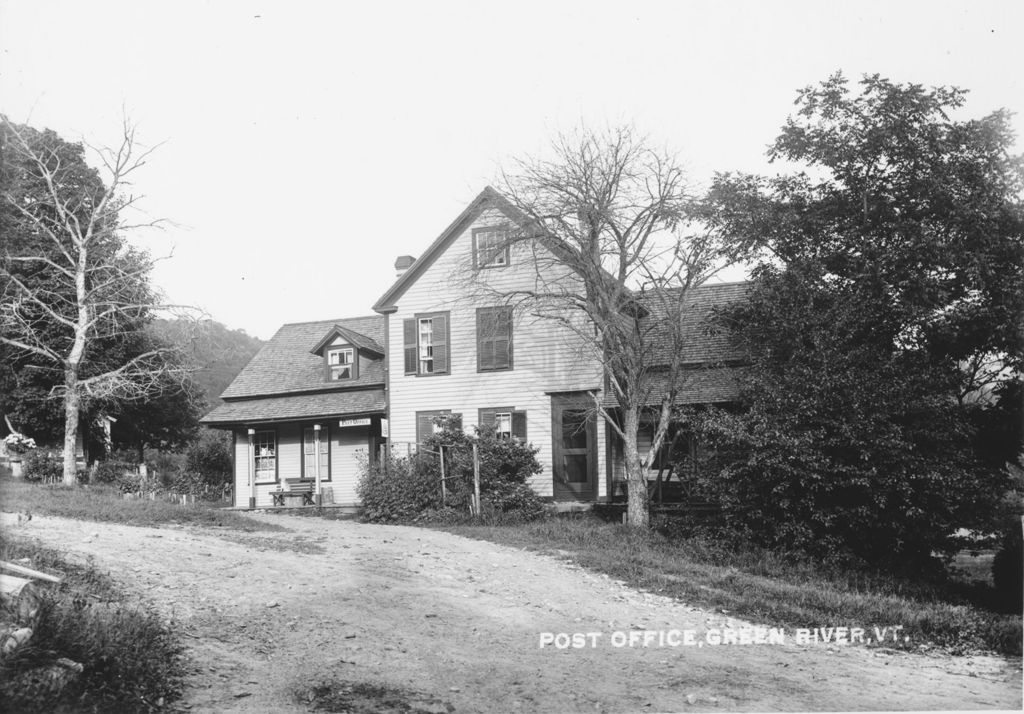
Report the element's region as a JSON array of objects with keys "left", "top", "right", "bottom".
[
  {"left": 357, "top": 415, "right": 545, "bottom": 522},
  {"left": 183, "top": 429, "right": 234, "bottom": 490},
  {"left": 21, "top": 451, "right": 62, "bottom": 483},
  {"left": 357, "top": 453, "right": 442, "bottom": 522},
  {"left": 91, "top": 460, "right": 136, "bottom": 485}
]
